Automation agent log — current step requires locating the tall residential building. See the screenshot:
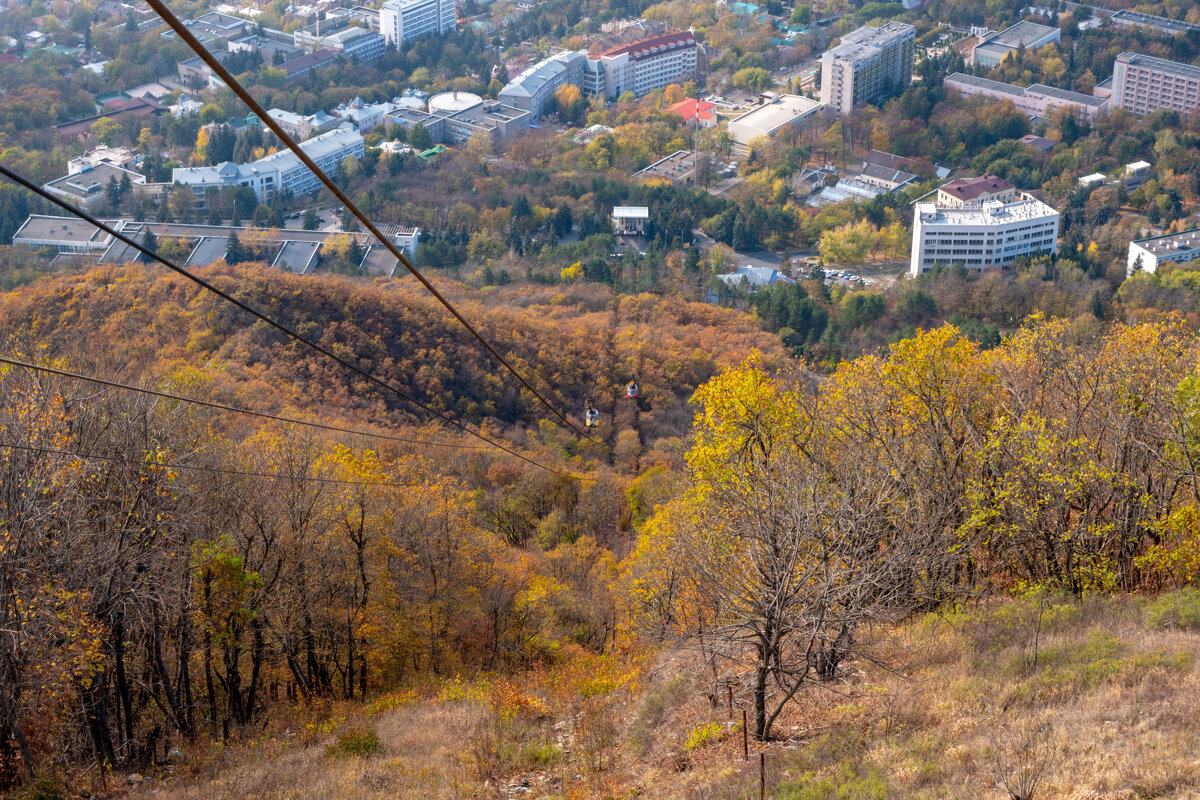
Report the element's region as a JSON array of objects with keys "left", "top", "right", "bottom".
[
  {"left": 582, "top": 32, "right": 698, "bottom": 100},
  {"left": 945, "top": 73, "right": 1109, "bottom": 121},
  {"left": 820, "top": 22, "right": 915, "bottom": 114},
  {"left": 172, "top": 125, "right": 365, "bottom": 204},
  {"left": 379, "top": 0, "right": 456, "bottom": 49},
  {"left": 909, "top": 189, "right": 1059, "bottom": 276},
  {"left": 498, "top": 51, "right": 586, "bottom": 119},
  {"left": 1111, "top": 52, "right": 1200, "bottom": 116}
]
